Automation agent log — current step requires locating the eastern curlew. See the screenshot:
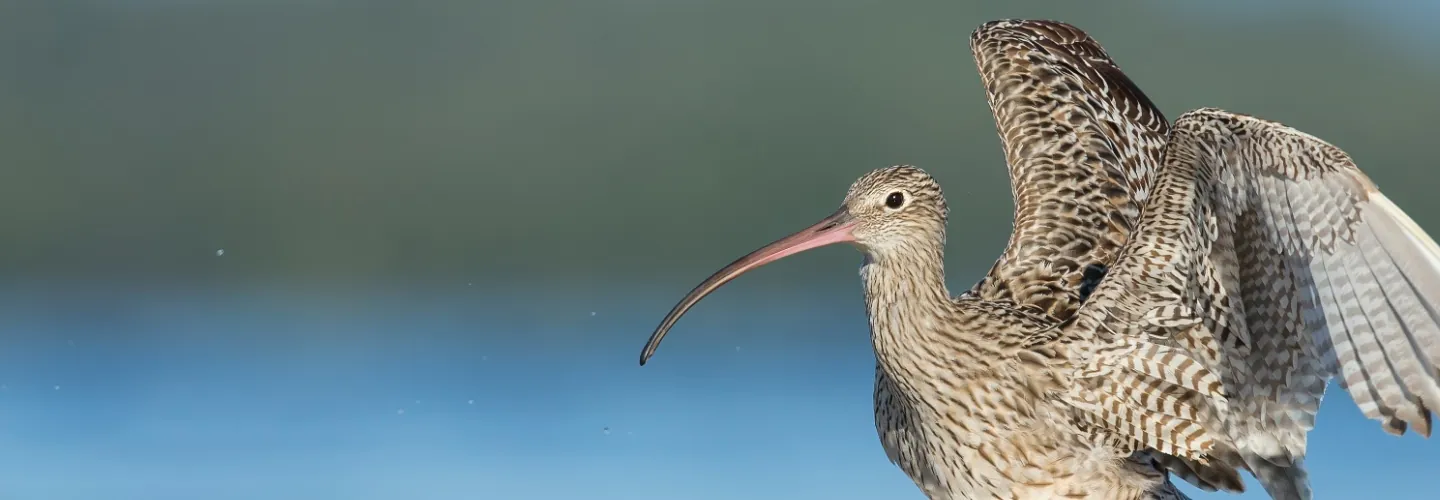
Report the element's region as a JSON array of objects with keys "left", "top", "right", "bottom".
[{"left": 637, "top": 19, "right": 1440, "bottom": 500}]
